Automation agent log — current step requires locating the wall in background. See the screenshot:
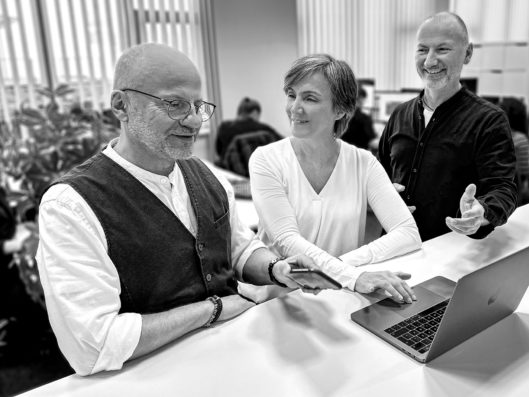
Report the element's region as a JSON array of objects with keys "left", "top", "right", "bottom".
[
  {"left": 296, "top": 0, "right": 449, "bottom": 91},
  {"left": 453, "top": 0, "right": 529, "bottom": 105},
  {"left": 212, "top": 0, "right": 298, "bottom": 149}
]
